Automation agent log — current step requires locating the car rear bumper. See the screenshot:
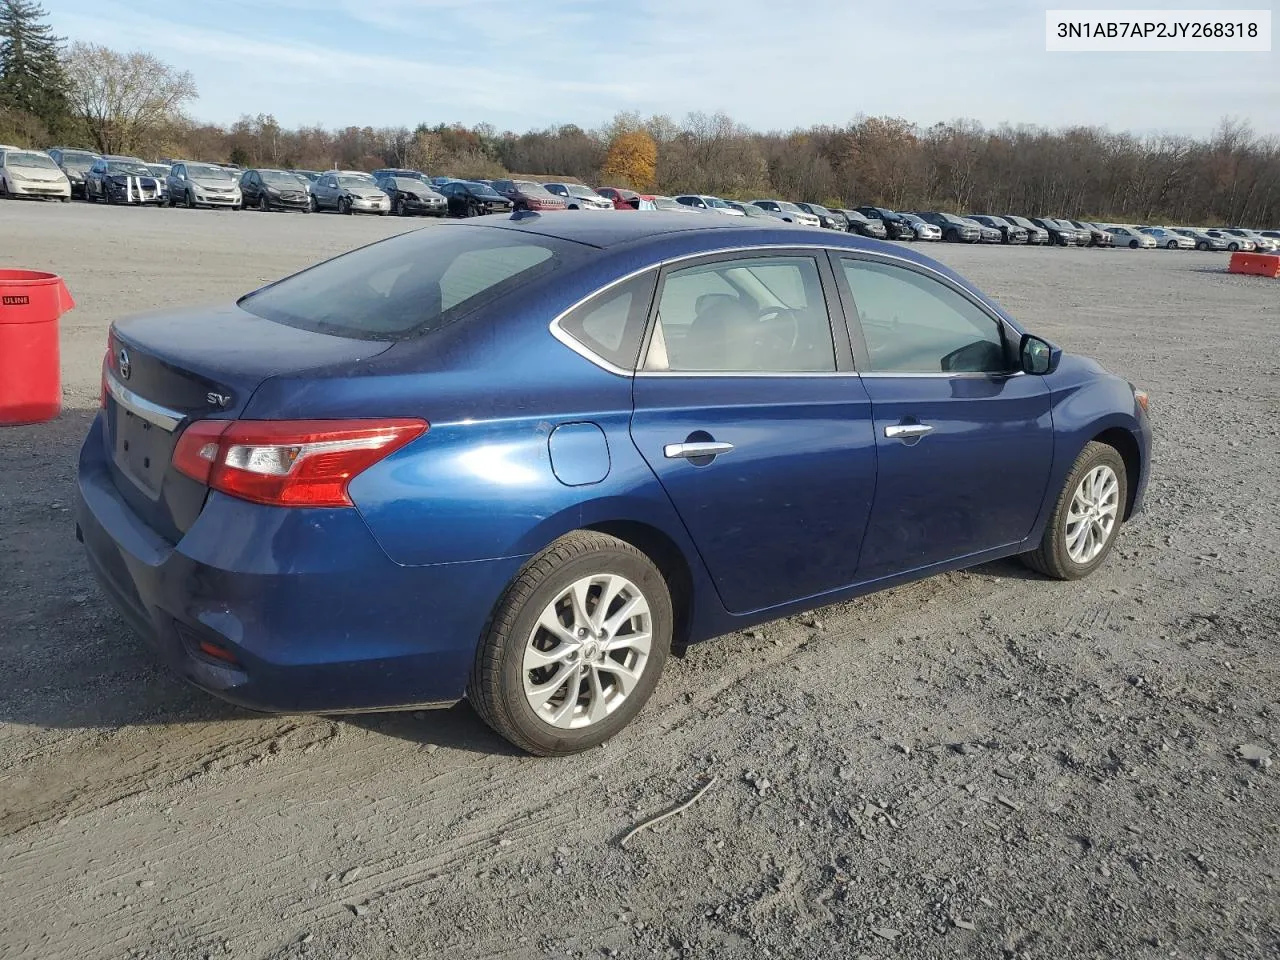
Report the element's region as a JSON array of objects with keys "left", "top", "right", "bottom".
[{"left": 74, "top": 414, "right": 525, "bottom": 714}]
